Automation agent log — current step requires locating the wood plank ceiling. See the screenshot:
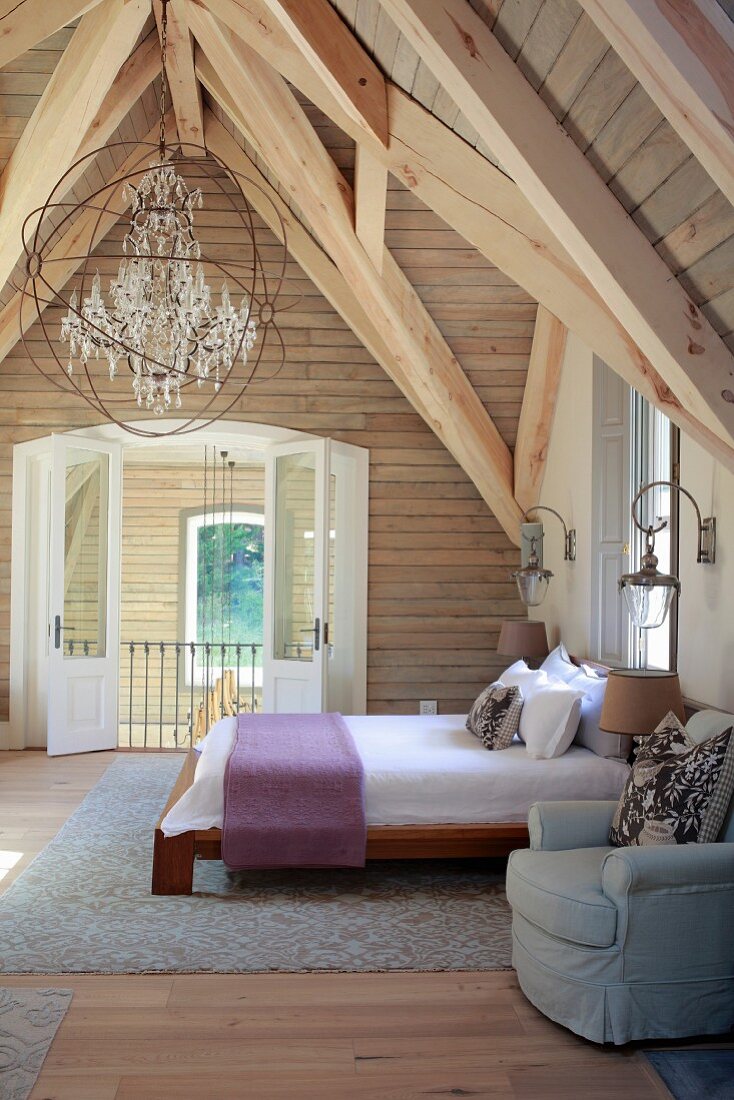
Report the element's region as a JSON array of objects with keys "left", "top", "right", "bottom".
[{"left": 335, "top": 0, "right": 734, "bottom": 355}]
